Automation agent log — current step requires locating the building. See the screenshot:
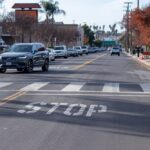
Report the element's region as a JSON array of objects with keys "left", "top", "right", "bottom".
[
  {"left": 12, "top": 3, "right": 41, "bottom": 22},
  {"left": 0, "top": 3, "right": 84, "bottom": 46},
  {"left": 53, "top": 23, "right": 84, "bottom": 46}
]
